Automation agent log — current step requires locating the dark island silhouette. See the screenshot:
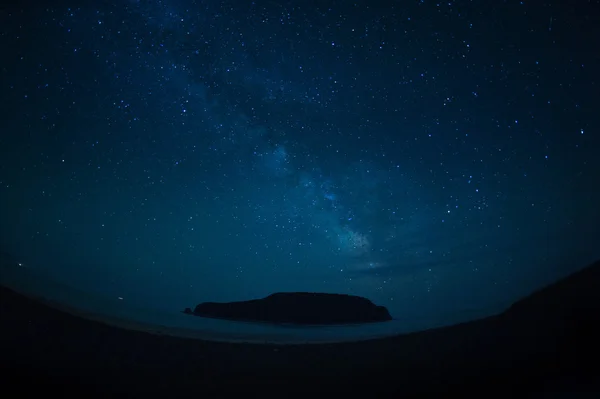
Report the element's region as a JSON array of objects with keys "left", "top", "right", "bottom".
[
  {"left": 183, "top": 292, "right": 393, "bottom": 325},
  {"left": 1, "top": 257, "right": 600, "bottom": 395}
]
